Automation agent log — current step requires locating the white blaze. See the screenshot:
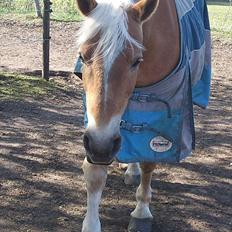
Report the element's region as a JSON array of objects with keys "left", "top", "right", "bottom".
[{"left": 87, "top": 111, "right": 121, "bottom": 140}]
